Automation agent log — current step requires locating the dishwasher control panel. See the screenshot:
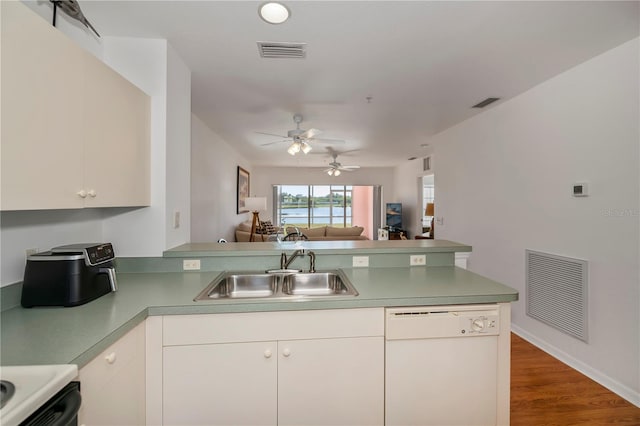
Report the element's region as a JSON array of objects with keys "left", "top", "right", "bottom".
[{"left": 385, "top": 305, "right": 501, "bottom": 340}]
